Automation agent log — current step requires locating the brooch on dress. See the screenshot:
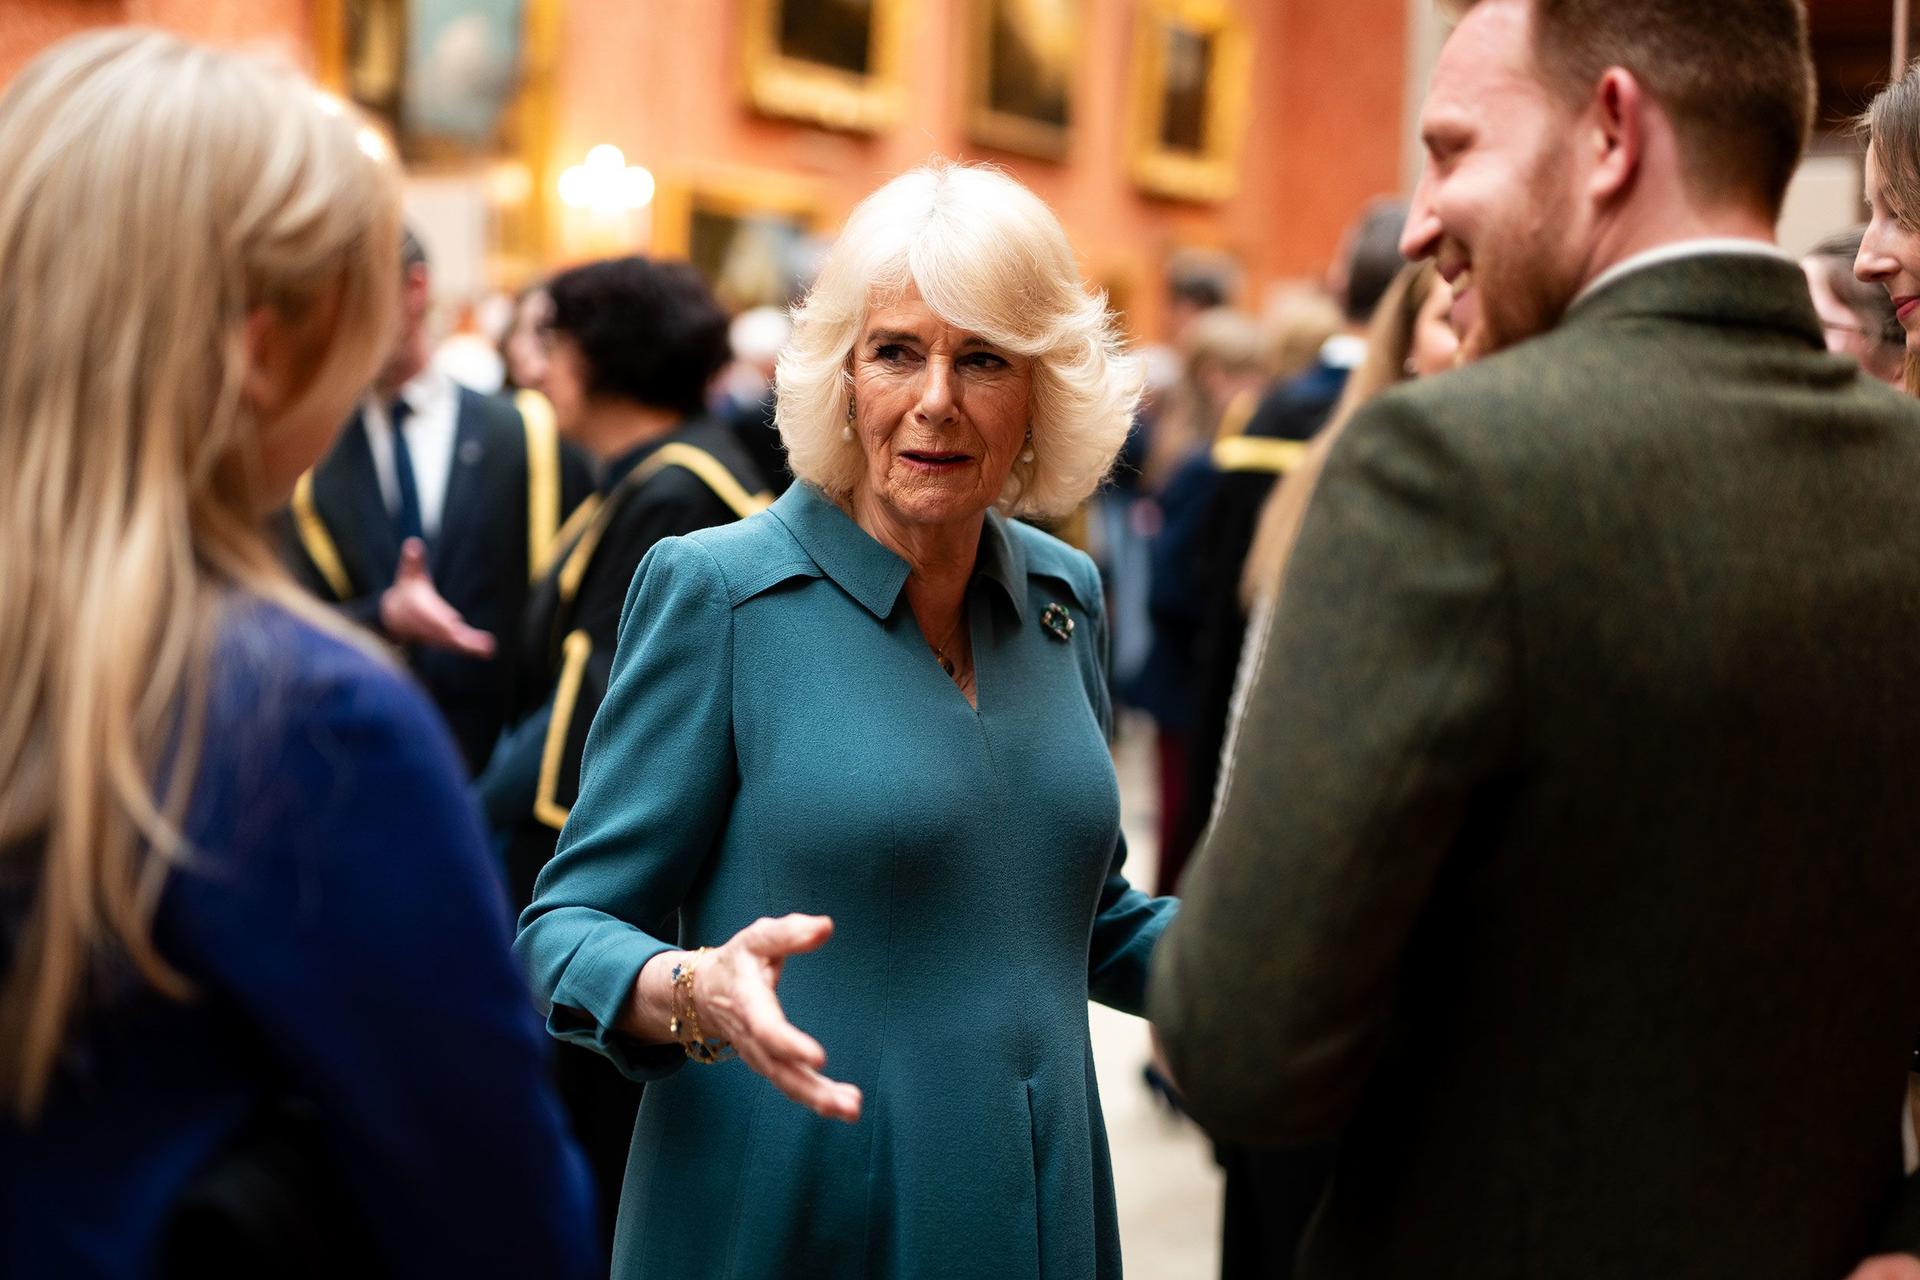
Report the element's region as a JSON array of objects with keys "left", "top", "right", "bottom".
[{"left": 1040, "top": 602, "right": 1075, "bottom": 642}]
